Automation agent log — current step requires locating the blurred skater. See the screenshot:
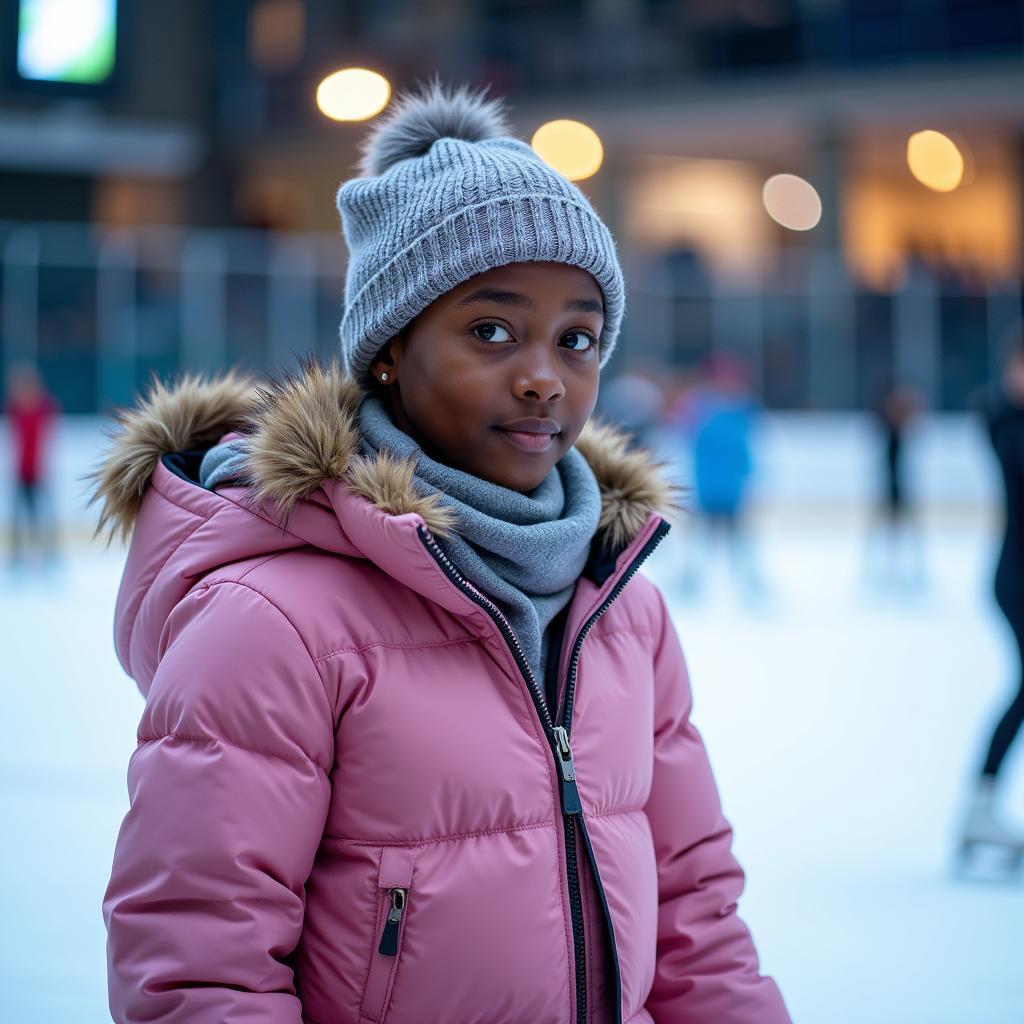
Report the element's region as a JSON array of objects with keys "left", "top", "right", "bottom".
[
  {"left": 597, "top": 368, "right": 666, "bottom": 451},
  {"left": 673, "top": 351, "right": 762, "bottom": 598},
  {"left": 866, "top": 382, "right": 925, "bottom": 590},
  {"left": 4, "top": 363, "right": 59, "bottom": 564},
  {"left": 961, "top": 345, "right": 1024, "bottom": 864}
]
